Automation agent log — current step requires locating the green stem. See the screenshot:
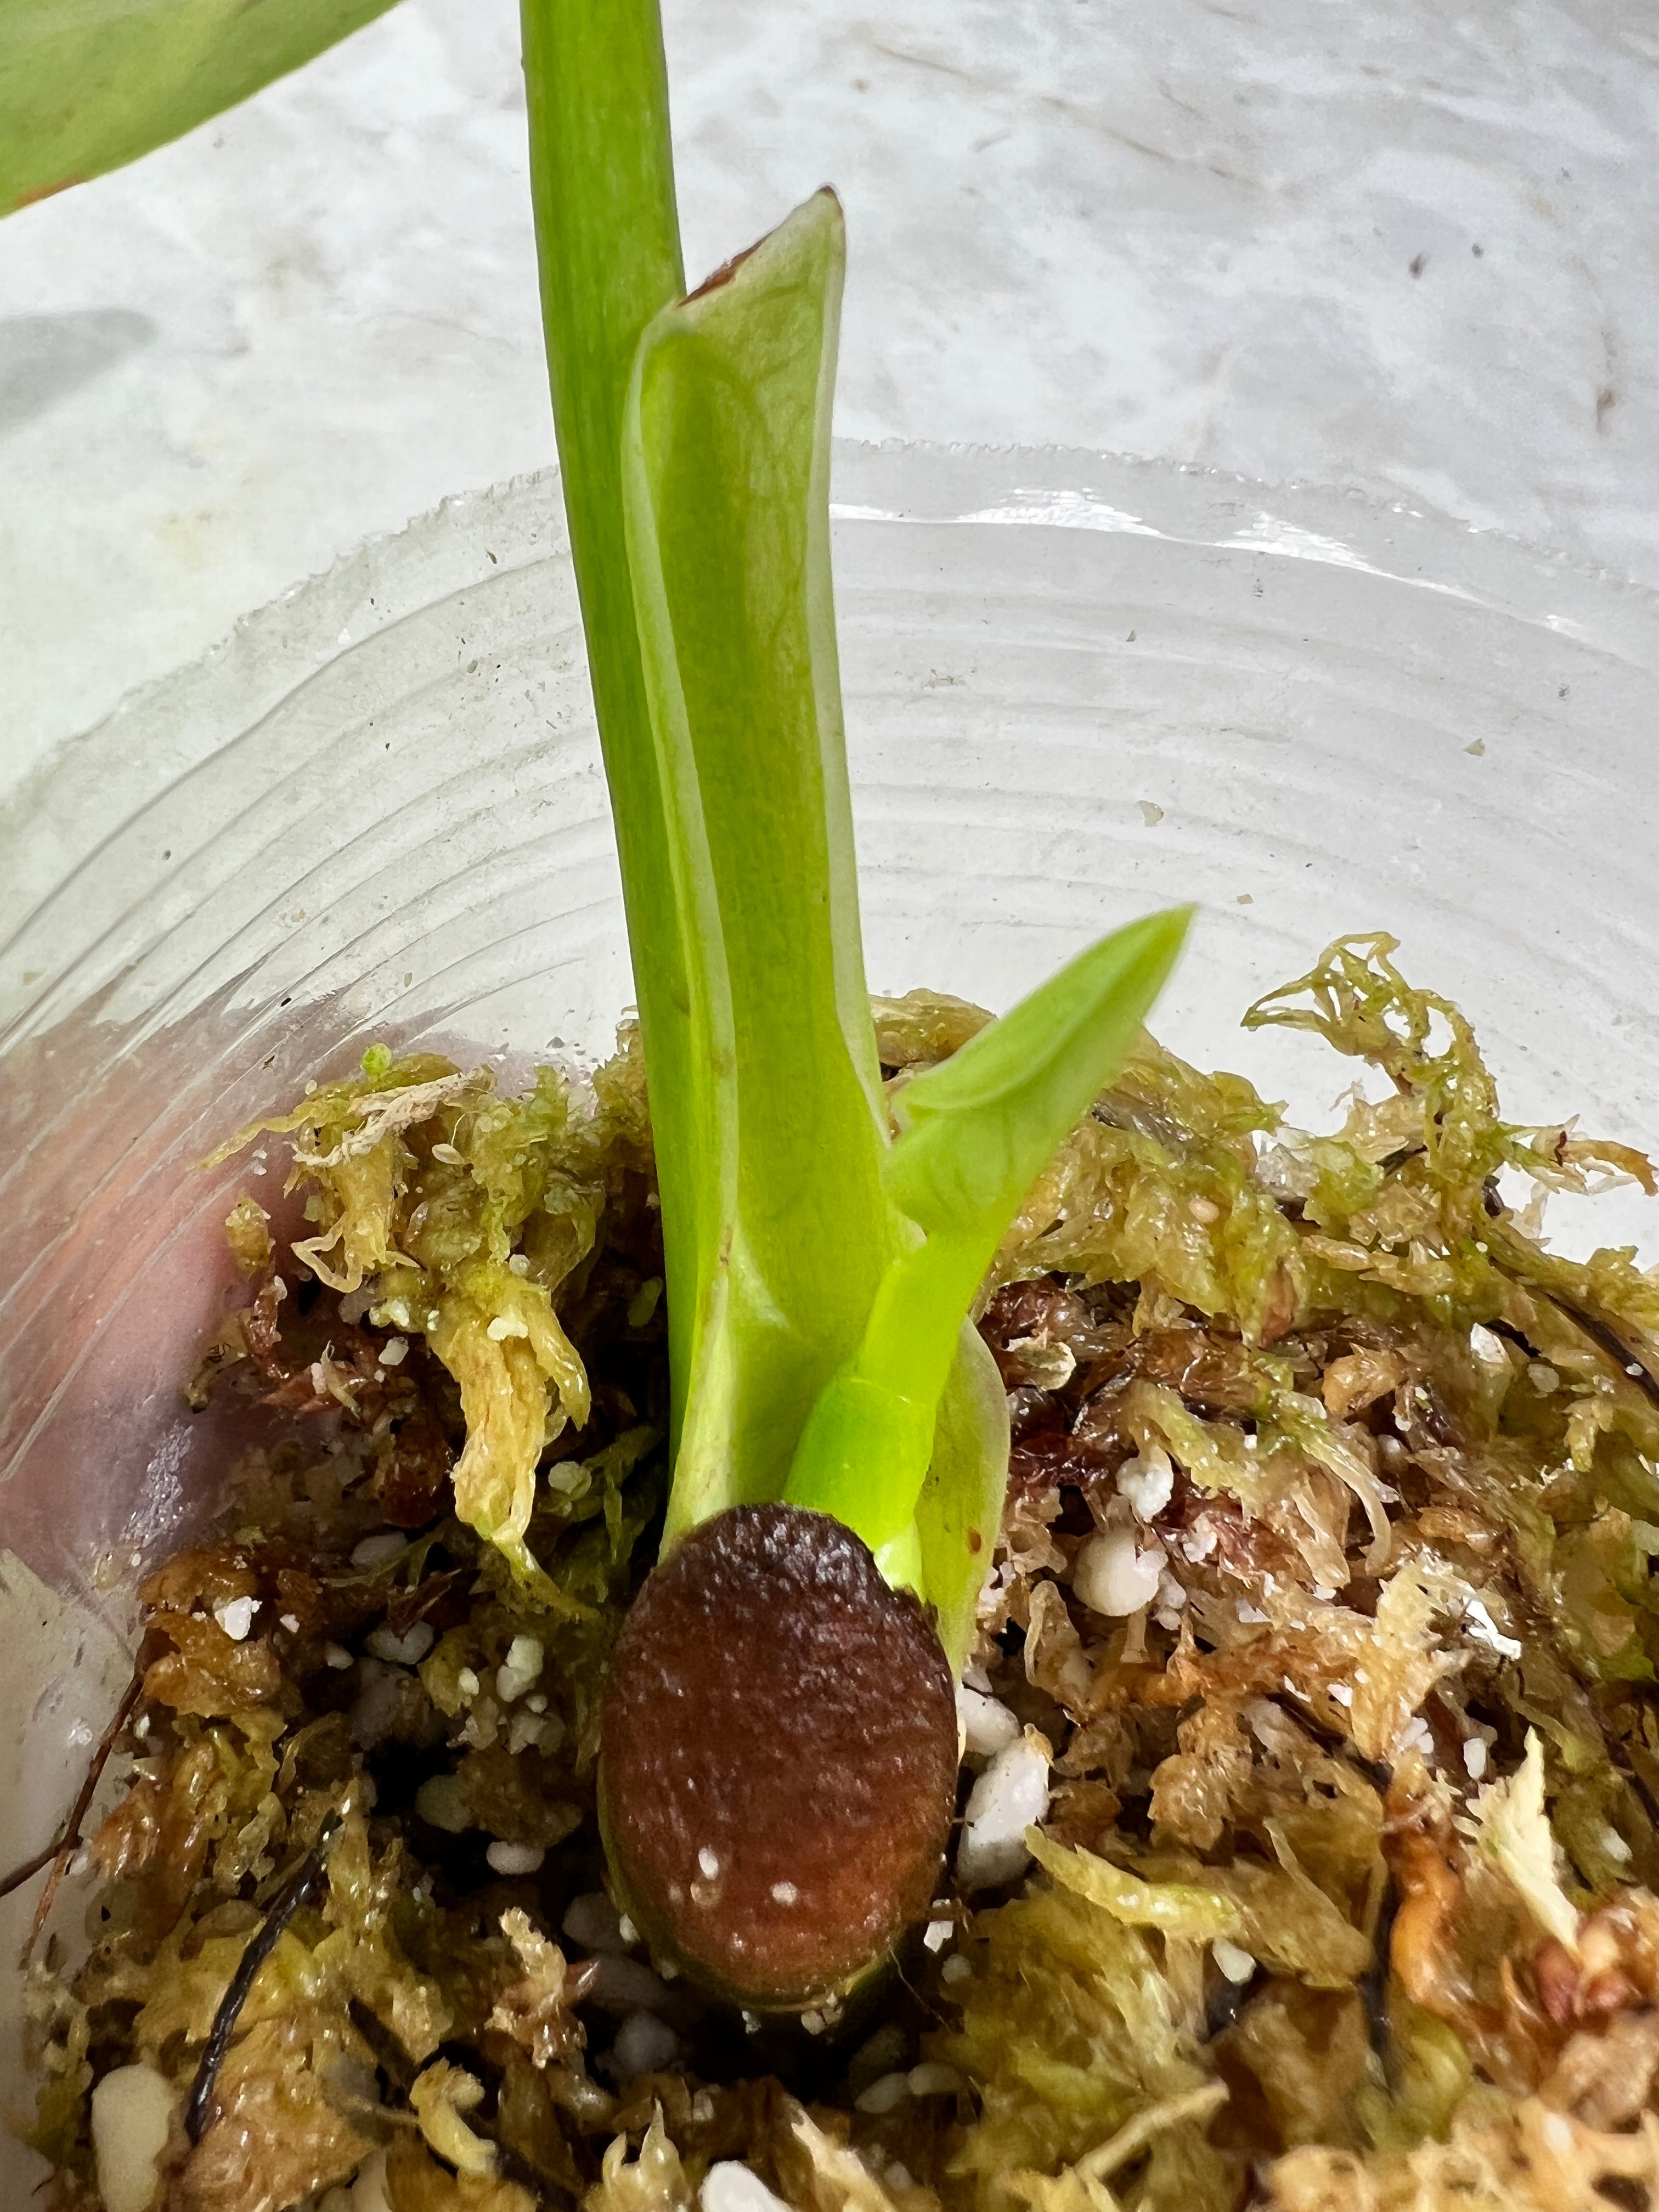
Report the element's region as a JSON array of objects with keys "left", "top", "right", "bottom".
[{"left": 518, "top": 0, "right": 703, "bottom": 1453}]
